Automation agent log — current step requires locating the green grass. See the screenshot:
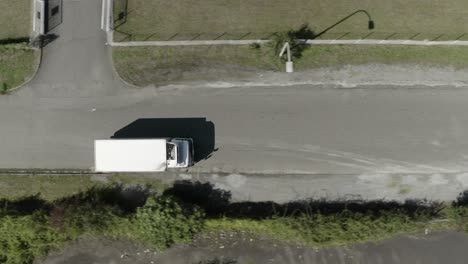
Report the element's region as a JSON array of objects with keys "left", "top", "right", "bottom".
[
  {"left": 0, "top": 44, "right": 39, "bottom": 90},
  {"left": 112, "top": 45, "right": 282, "bottom": 86},
  {"left": 0, "top": 0, "right": 30, "bottom": 40},
  {"left": 113, "top": 45, "right": 468, "bottom": 87},
  {"left": 0, "top": 174, "right": 168, "bottom": 201},
  {"left": 0, "top": 178, "right": 466, "bottom": 263},
  {"left": 205, "top": 212, "right": 455, "bottom": 247},
  {"left": 114, "top": 0, "right": 468, "bottom": 41},
  {"left": 0, "top": 0, "right": 36, "bottom": 91},
  {"left": 296, "top": 45, "right": 468, "bottom": 69}
]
